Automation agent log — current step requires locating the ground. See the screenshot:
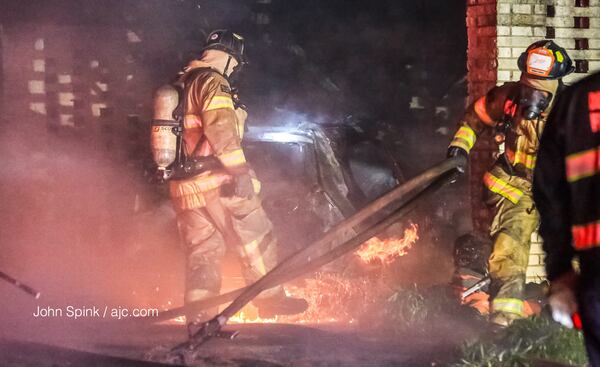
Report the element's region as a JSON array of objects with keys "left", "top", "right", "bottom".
[{"left": 0, "top": 317, "right": 478, "bottom": 367}]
